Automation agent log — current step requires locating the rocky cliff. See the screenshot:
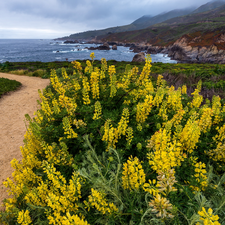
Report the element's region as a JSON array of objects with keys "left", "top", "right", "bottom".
[{"left": 167, "top": 32, "right": 225, "bottom": 63}]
